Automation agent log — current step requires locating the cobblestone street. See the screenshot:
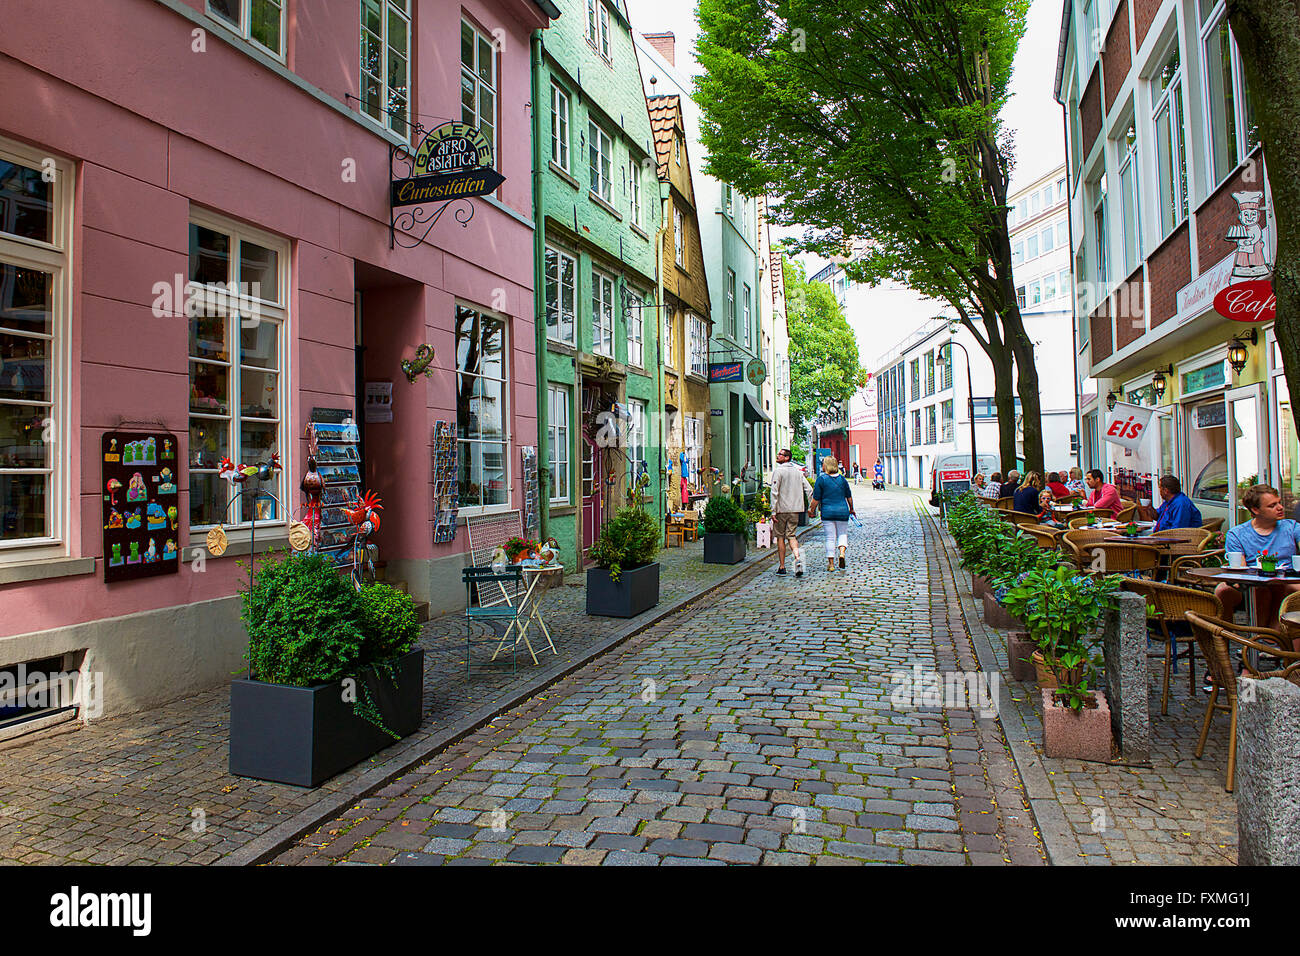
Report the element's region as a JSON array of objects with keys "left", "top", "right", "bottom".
[{"left": 280, "top": 490, "right": 1045, "bottom": 866}]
